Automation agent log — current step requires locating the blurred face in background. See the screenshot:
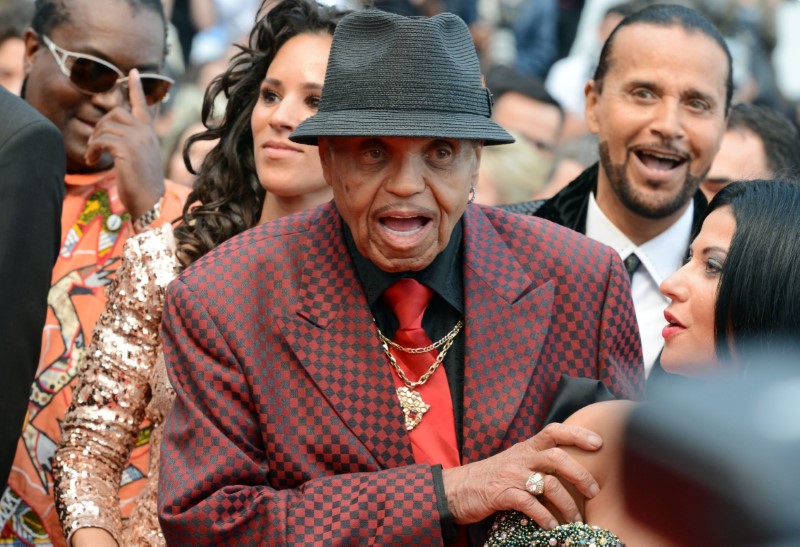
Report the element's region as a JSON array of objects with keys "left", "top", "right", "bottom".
[
  {"left": 701, "top": 128, "right": 770, "bottom": 200},
  {"left": 250, "top": 32, "right": 333, "bottom": 222},
  {"left": 167, "top": 122, "right": 218, "bottom": 188},
  {"left": 0, "top": 37, "right": 26, "bottom": 95}
]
